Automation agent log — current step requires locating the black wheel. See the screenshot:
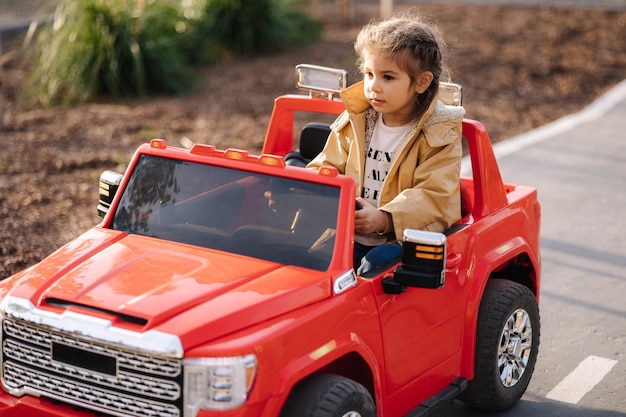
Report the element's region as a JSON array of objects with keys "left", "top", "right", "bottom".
[
  {"left": 280, "top": 374, "right": 376, "bottom": 417},
  {"left": 459, "top": 279, "right": 540, "bottom": 410}
]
